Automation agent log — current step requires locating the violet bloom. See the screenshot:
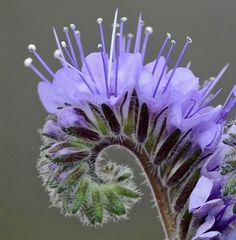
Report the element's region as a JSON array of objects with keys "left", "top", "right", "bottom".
[{"left": 25, "top": 9, "right": 236, "bottom": 240}]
